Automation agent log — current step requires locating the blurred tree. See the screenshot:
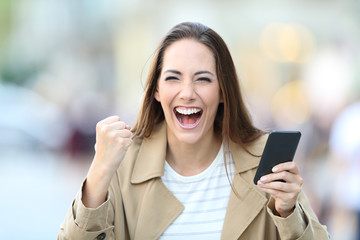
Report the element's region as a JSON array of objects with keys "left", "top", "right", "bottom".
[
  {"left": 0, "top": 0, "right": 42, "bottom": 86},
  {"left": 0, "top": 0, "right": 12, "bottom": 63}
]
